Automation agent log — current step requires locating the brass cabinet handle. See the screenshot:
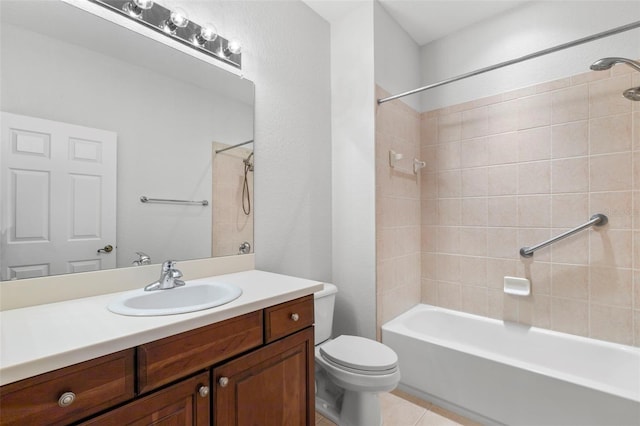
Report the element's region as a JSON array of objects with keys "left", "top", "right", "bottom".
[
  {"left": 218, "top": 377, "right": 229, "bottom": 387},
  {"left": 198, "top": 385, "right": 210, "bottom": 397},
  {"left": 290, "top": 313, "right": 300, "bottom": 322},
  {"left": 58, "top": 391, "right": 76, "bottom": 407}
]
